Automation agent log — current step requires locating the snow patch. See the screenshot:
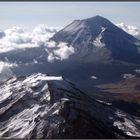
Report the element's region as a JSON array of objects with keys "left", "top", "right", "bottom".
[
  {"left": 96, "top": 99, "right": 112, "bottom": 105},
  {"left": 122, "top": 73, "right": 136, "bottom": 79},
  {"left": 23, "top": 73, "right": 63, "bottom": 86},
  {"left": 93, "top": 27, "right": 105, "bottom": 48},
  {"left": 114, "top": 110, "right": 140, "bottom": 137},
  {"left": 135, "top": 69, "right": 140, "bottom": 74},
  {"left": 91, "top": 75, "right": 97, "bottom": 80},
  {"left": 90, "top": 75, "right": 97, "bottom": 80}
]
